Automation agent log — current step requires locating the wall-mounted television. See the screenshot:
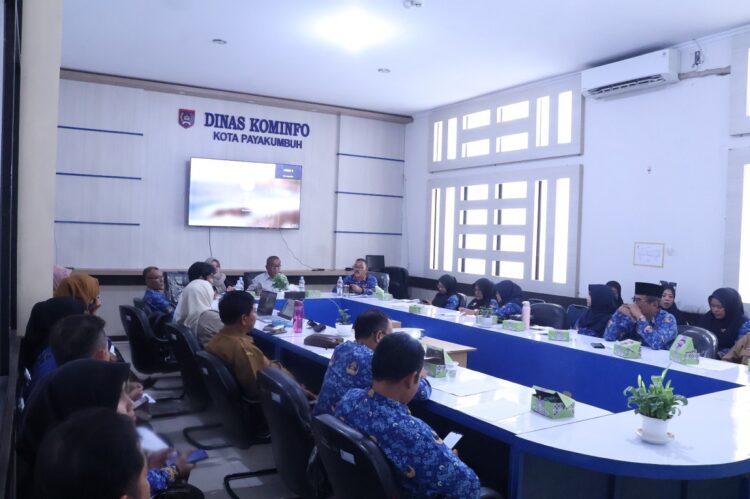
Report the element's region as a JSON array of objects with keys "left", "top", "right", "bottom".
[{"left": 187, "top": 157, "right": 301, "bottom": 229}]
